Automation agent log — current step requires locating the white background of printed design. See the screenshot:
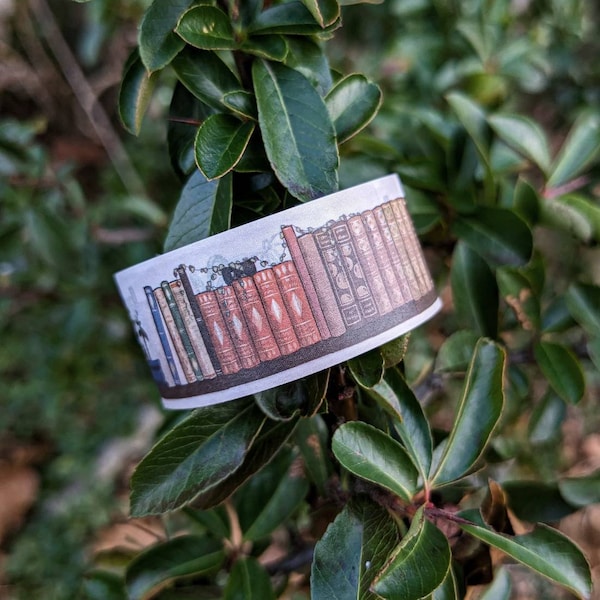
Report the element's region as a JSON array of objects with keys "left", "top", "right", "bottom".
[{"left": 114, "top": 174, "right": 442, "bottom": 408}]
